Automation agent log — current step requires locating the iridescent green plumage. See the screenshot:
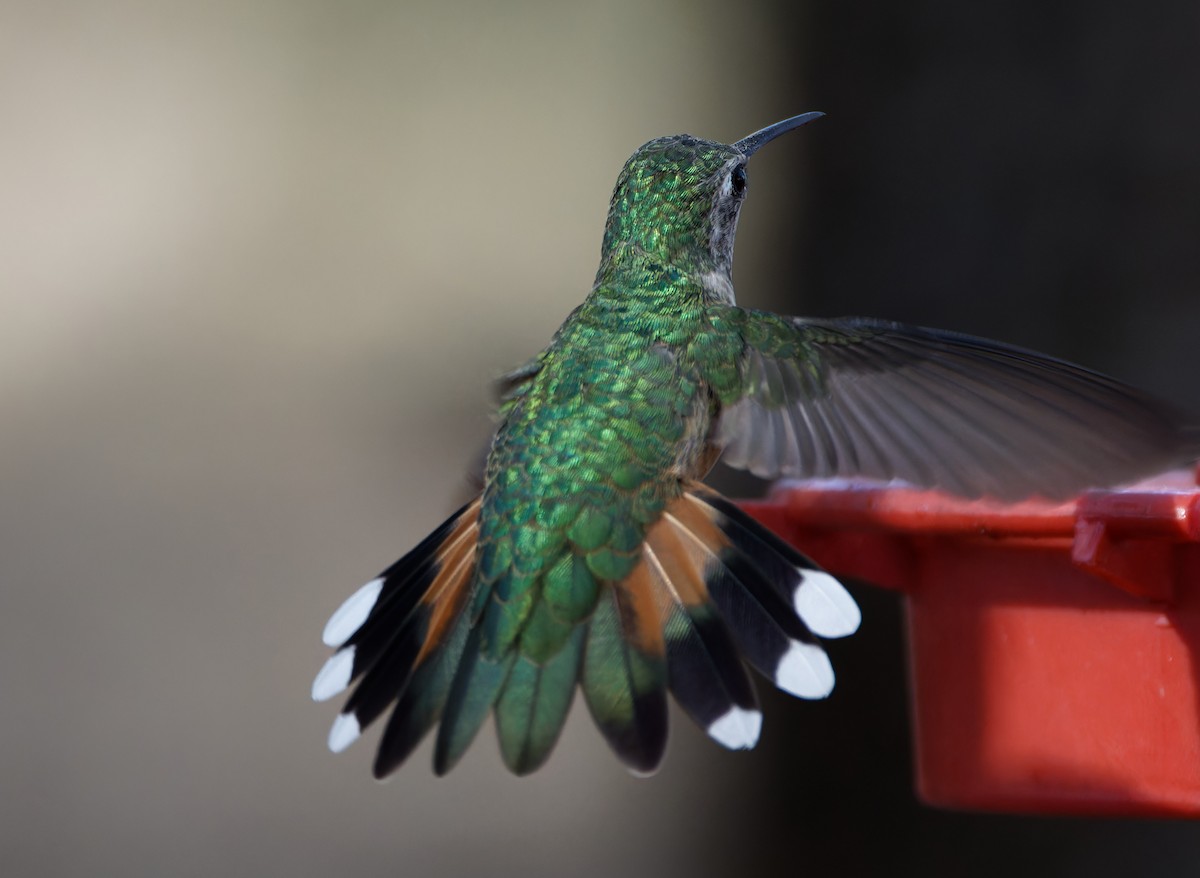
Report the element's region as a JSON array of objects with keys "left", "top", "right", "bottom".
[
  {"left": 314, "top": 114, "right": 1197, "bottom": 778},
  {"left": 439, "top": 130, "right": 769, "bottom": 770}
]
